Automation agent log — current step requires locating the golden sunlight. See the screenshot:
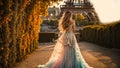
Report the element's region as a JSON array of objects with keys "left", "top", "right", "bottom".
[
  {"left": 90, "top": 0, "right": 120, "bottom": 23},
  {"left": 52, "top": 0, "right": 120, "bottom": 23}
]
